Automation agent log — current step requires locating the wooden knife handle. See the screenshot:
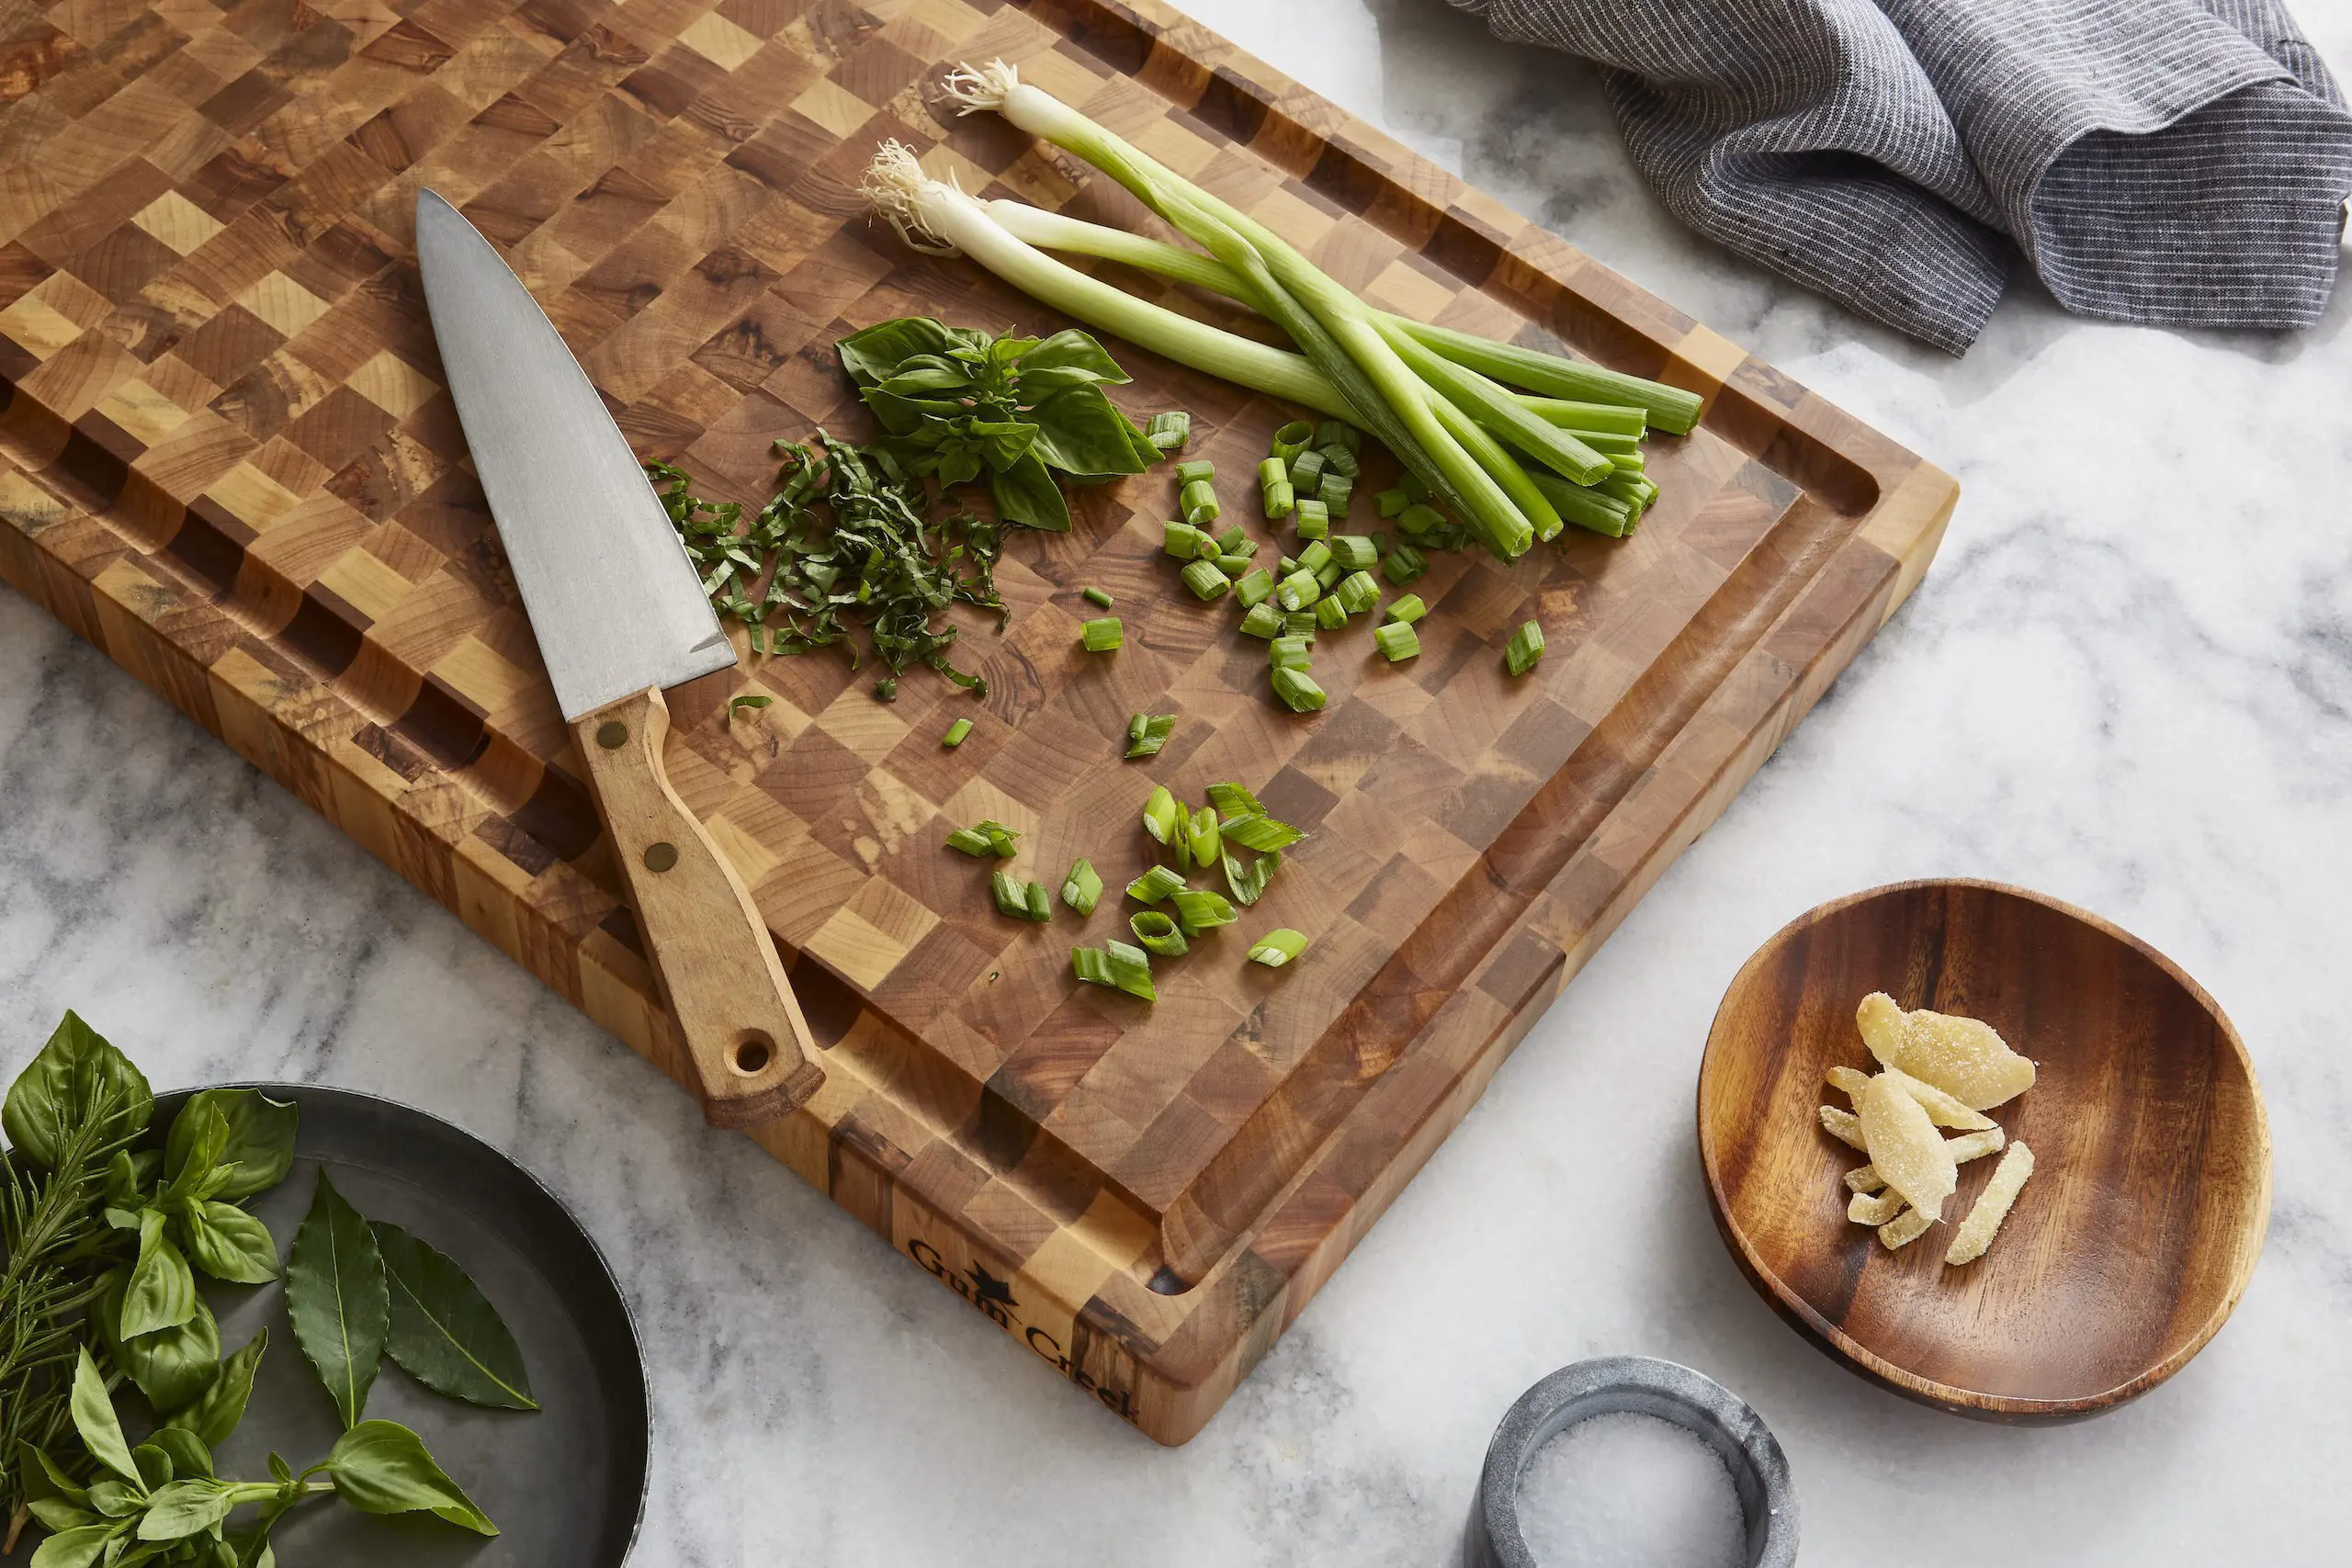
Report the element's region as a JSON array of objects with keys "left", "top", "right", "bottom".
[{"left": 571, "top": 686, "right": 824, "bottom": 1128}]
